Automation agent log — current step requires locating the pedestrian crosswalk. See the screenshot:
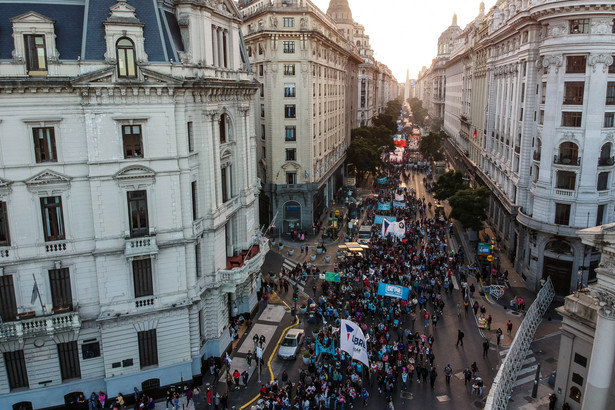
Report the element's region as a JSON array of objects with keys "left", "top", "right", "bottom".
[
  {"left": 281, "top": 258, "right": 306, "bottom": 293},
  {"left": 499, "top": 348, "right": 539, "bottom": 387}
]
